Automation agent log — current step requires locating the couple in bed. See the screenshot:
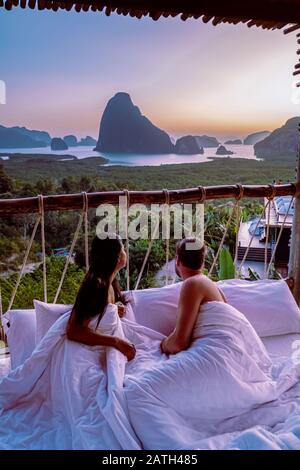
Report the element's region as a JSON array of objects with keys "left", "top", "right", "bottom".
[
  {"left": 1, "top": 233, "right": 300, "bottom": 450},
  {"left": 66, "top": 234, "right": 227, "bottom": 360}
]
